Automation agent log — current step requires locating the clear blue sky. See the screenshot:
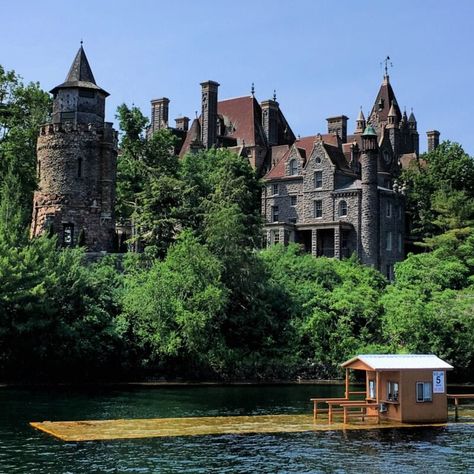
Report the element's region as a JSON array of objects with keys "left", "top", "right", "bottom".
[{"left": 2, "top": 0, "right": 474, "bottom": 154}]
